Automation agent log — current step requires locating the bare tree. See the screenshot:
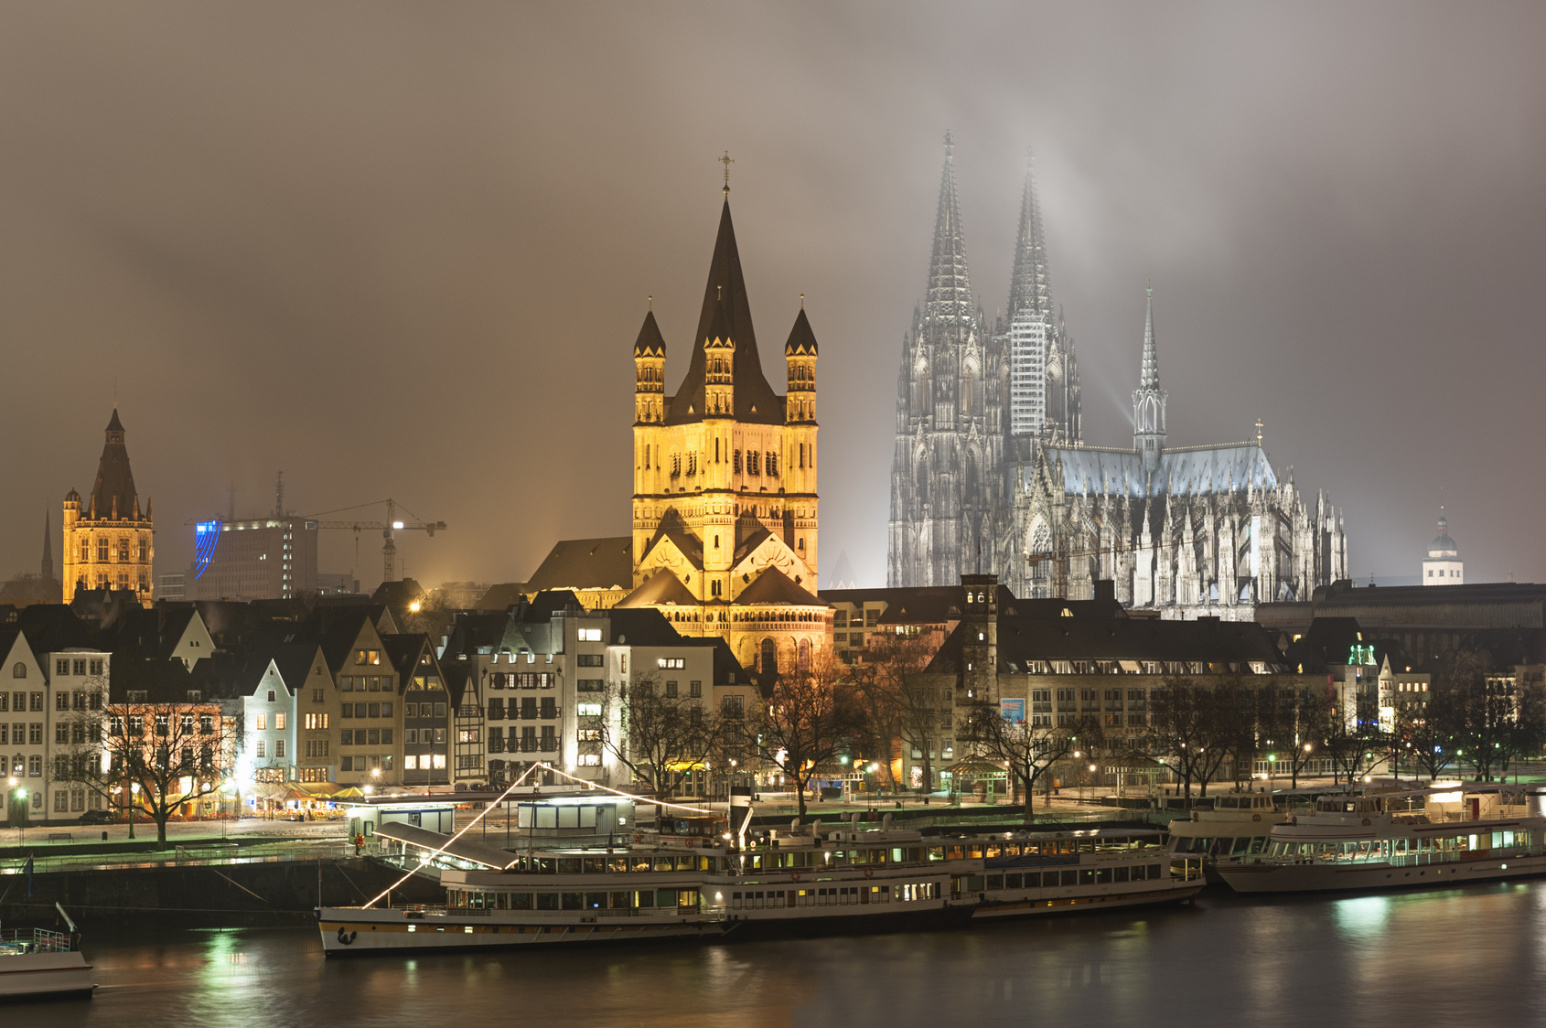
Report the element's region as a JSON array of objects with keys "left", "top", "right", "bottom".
[
  {"left": 1259, "top": 682, "right": 1335, "bottom": 787},
  {"left": 746, "top": 653, "right": 863, "bottom": 818},
  {"left": 599, "top": 672, "right": 718, "bottom": 803},
  {"left": 1147, "top": 678, "right": 1231, "bottom": 799},
  {"left": 848, "top": 634, "right": 936, "bottom": 793},
  {"left": 62, "top": 703, "right": 235, "bottom": 847},
  {"left": 965, "top": 700, "right": 1097, "bottom": 821}
]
